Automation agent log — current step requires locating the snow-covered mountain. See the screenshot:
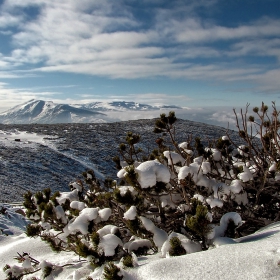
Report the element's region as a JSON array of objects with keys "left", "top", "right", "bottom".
[
  {"left": 0, "top": 99, "right": 182, "bottom": 124},
  {"left": 0, "top": 99, "right": 107, "bottom": 124}
]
